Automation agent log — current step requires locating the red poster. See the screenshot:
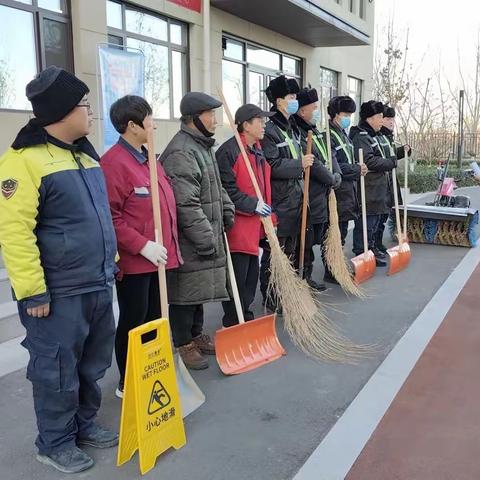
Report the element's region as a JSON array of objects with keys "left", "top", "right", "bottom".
[{"left": 167, "top": 0, "right": 202, "bottom": 13}]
